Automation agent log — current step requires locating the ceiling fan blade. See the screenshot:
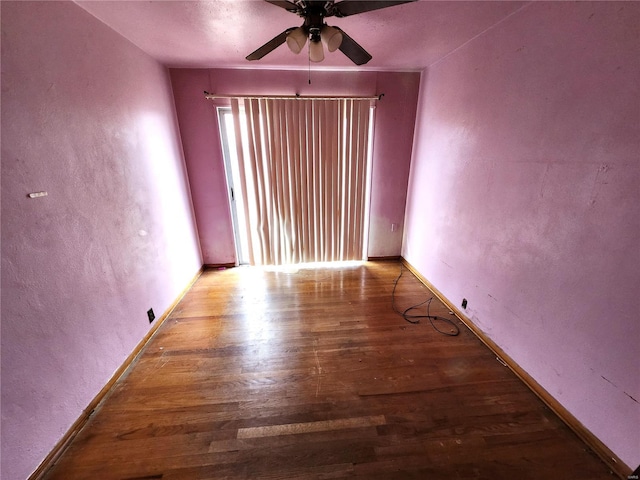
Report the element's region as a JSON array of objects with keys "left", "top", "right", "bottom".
[
  {"left": 246, "top": 28, "right": 295, "bottom": 61},
  {"left": 334, "top": 28, "right": 372, "bottom": 65},
  {"left": 333, "top": 0, "right": 416, "bottom": 17},
  {"left": 264, "top": 0, "right": 299, "bottom": 13}
]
